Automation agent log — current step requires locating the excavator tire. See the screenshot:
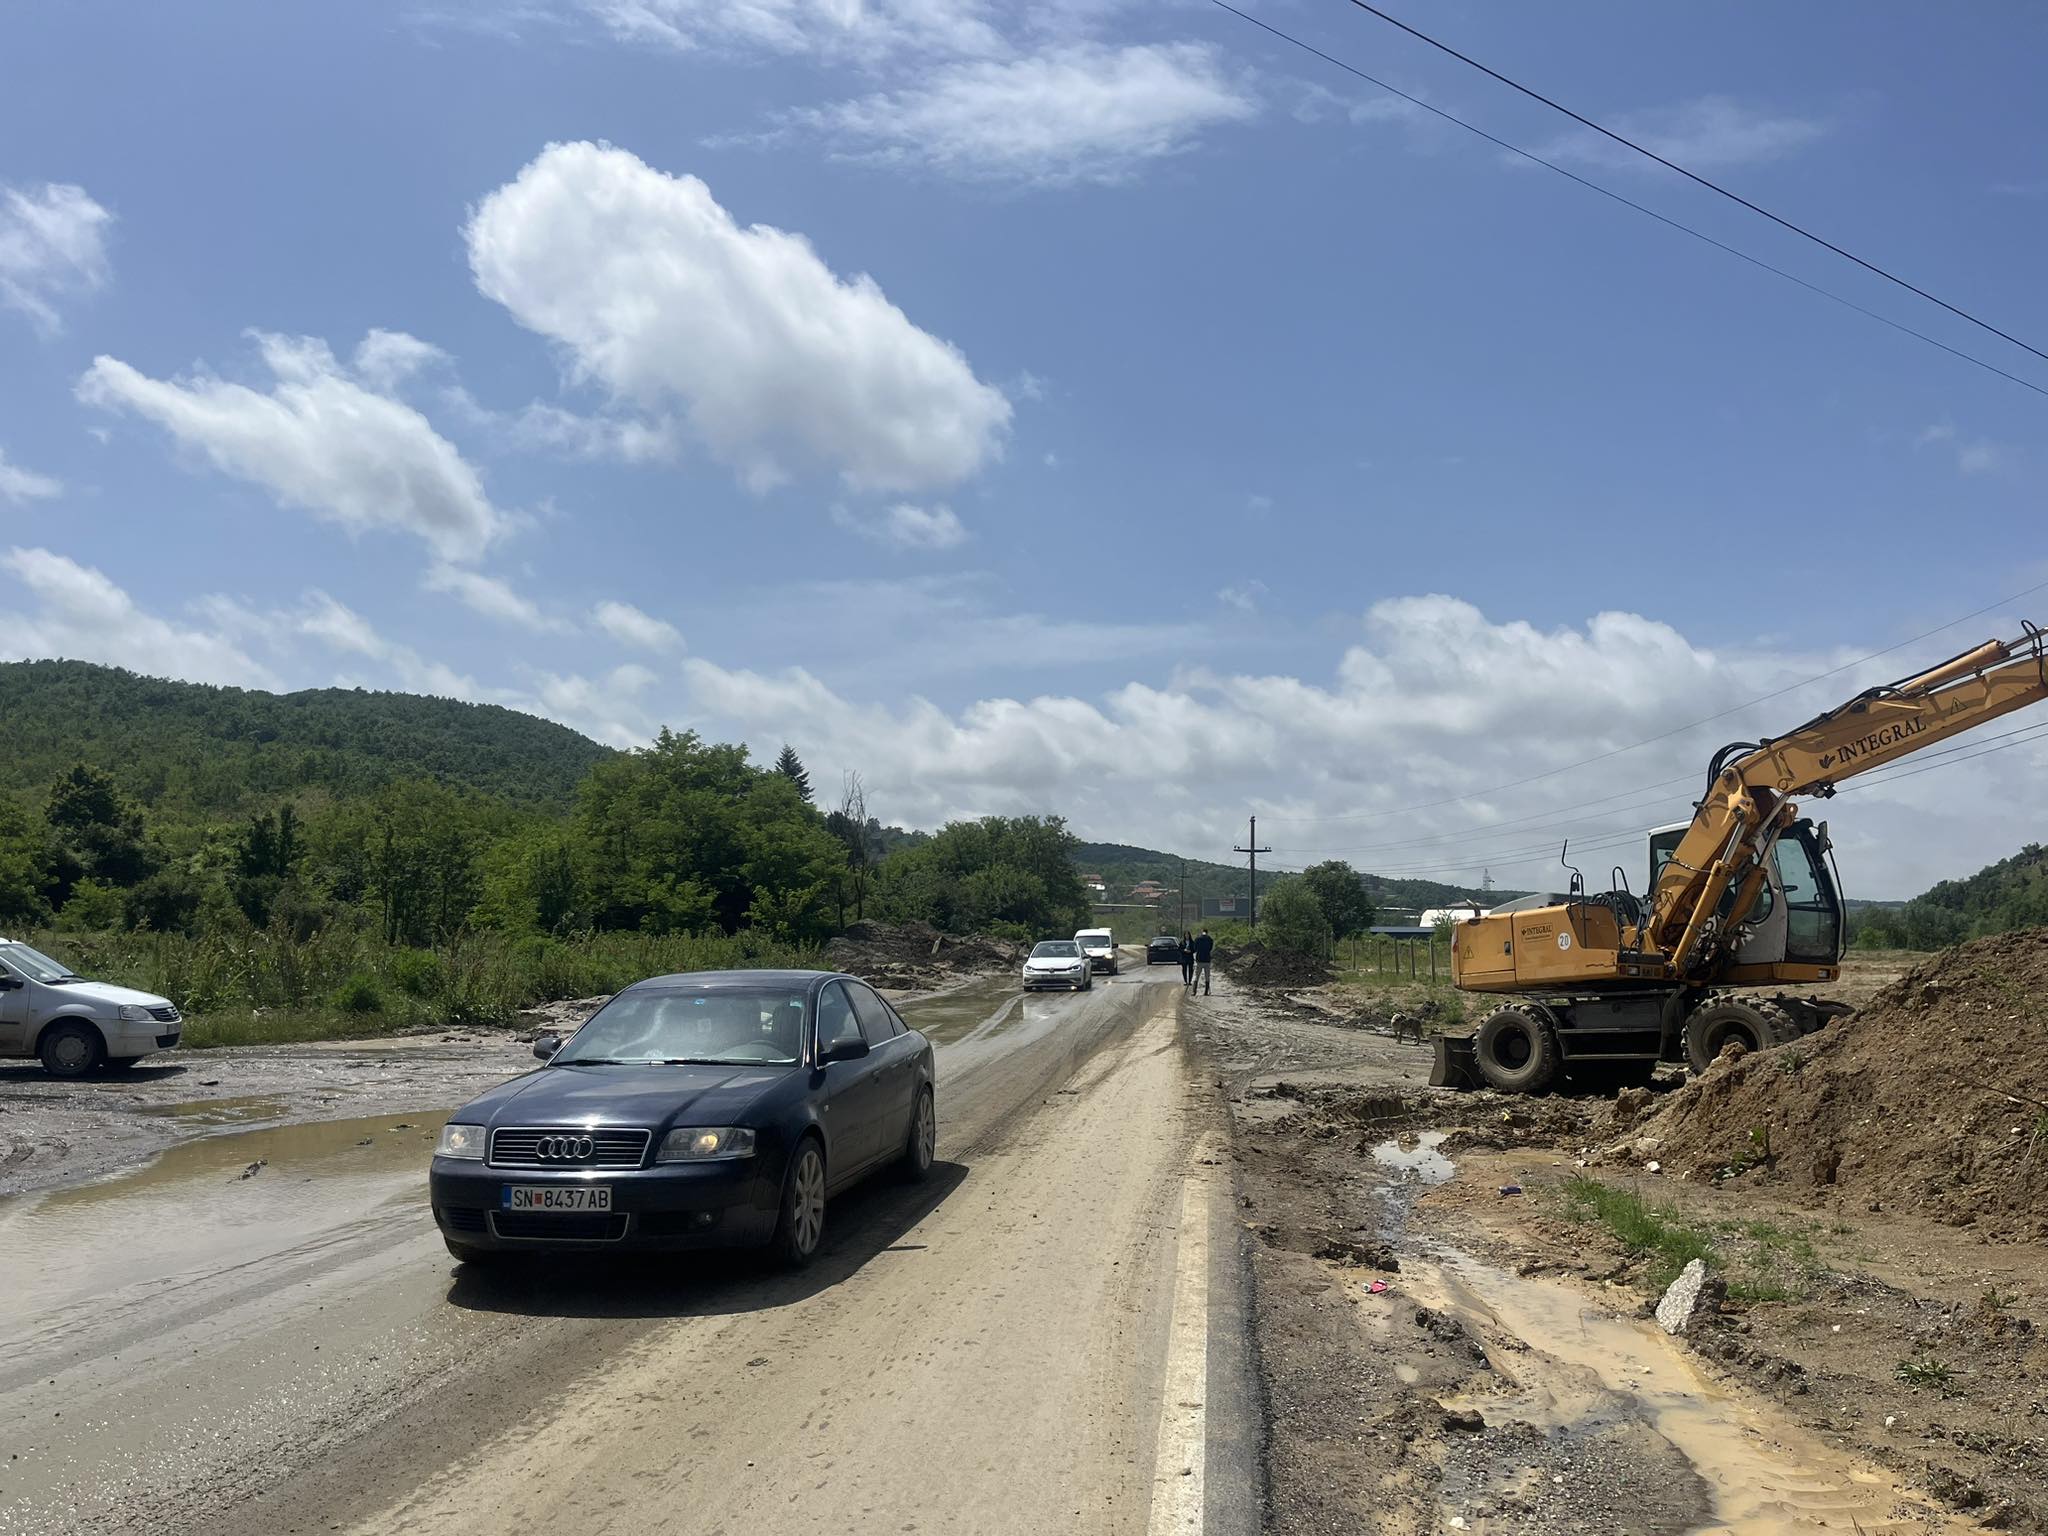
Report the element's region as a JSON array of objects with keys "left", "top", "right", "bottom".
[
  {"left": 1682, "top": 995, "right": 1802, "bottom": 1073},
  {"left": 1473, "top": 1005, "right": 1561, "bottom": 1094}
]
